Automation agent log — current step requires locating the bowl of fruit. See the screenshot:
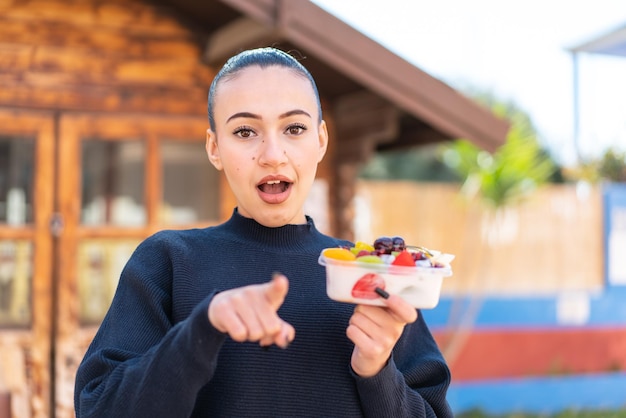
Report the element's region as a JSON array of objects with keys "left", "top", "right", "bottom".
[{"left": 318, "top": 236, "right": 454, "bottom": 309}]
